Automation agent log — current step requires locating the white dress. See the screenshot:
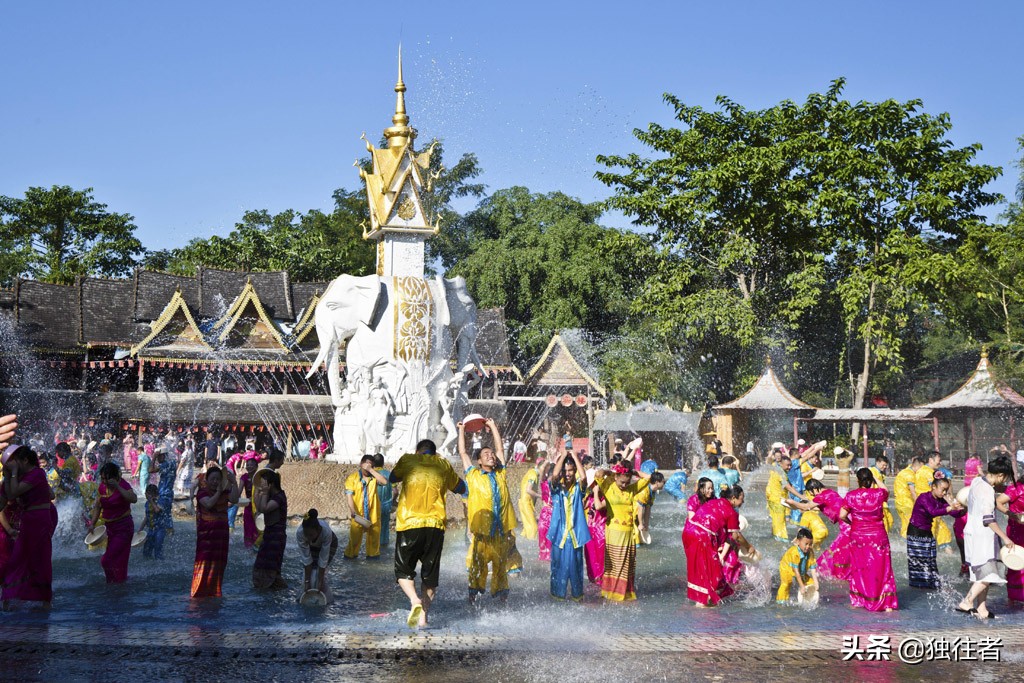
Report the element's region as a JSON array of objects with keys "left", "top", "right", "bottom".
[{"left": 964, "top": 477, "right": 1005, "bottom": 584}]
